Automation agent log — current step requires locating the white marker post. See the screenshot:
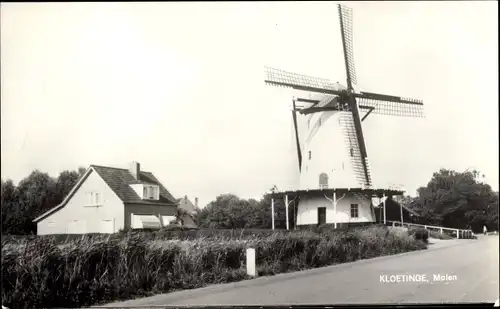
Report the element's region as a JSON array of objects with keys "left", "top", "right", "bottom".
[
  {"left": 246, "top": 248, "right": 257, "bottom": 277},
  {"left": 333, "top": 190, "right": 337, "bottom": 229},
  {"left": 285, "top": 194, "right": 289, "bottom": 230},
  {"left": 271, "top": 198, "right": 275, "bottom": 230},
  {"left": 383, "top": 193, "right": 387, "bottom": 225}
]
